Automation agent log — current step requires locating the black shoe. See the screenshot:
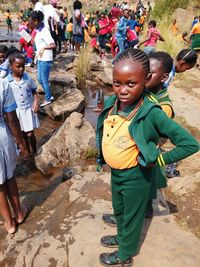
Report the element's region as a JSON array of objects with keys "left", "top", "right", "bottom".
[
  {"left": 102, "top": 214, "right": 117, "bottom": 227},
  {"left": 99, "top": 251, "right": 133, "bottom": 267},
  {"left": 145, "top": 200, "right": 153, "bottom": 219},
  {"left": 166, "top": 164, "right": 180, "bottom": 178},
  {"left": 101, "top": 235, "right": 118, "bottom": 248}
]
